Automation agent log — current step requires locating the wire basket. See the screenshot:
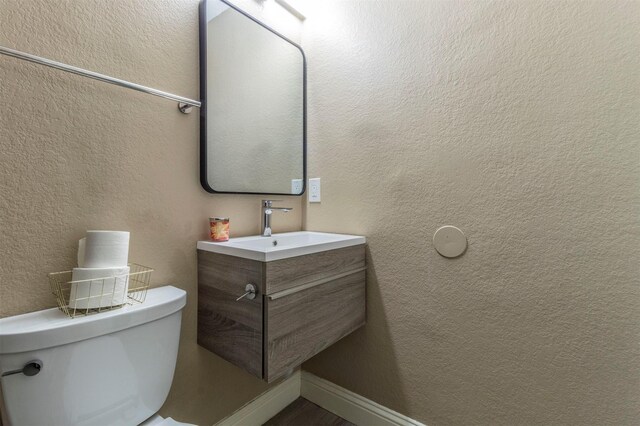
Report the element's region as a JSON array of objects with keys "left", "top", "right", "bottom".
[{"left": 49, "top": 263, "right": 153, "bottom": 318}]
